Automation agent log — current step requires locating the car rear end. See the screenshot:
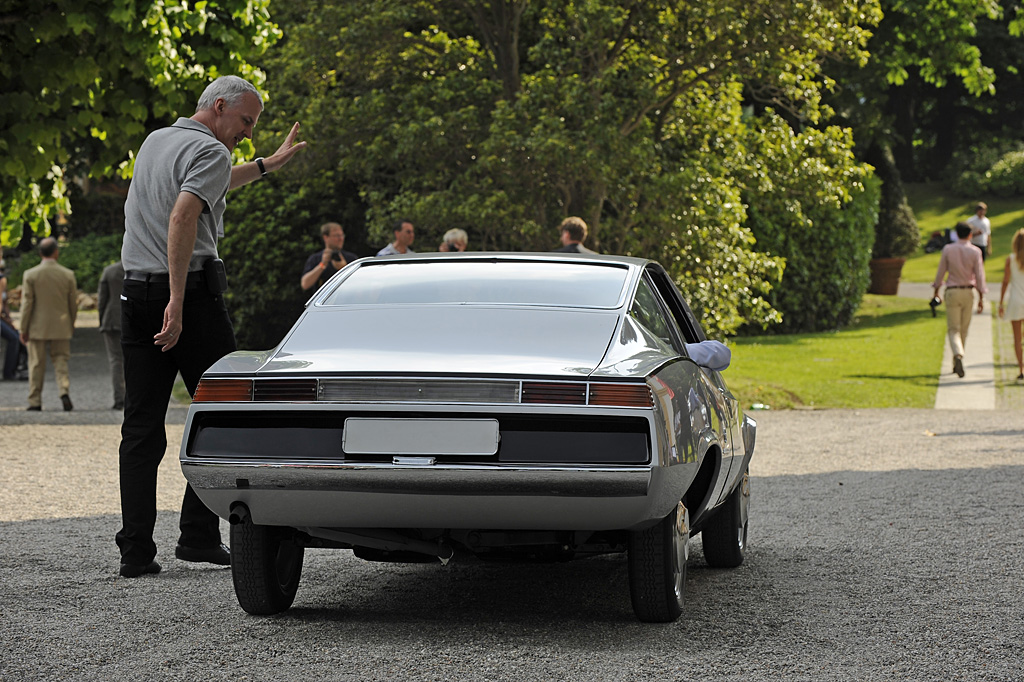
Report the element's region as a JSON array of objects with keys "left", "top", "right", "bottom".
[{"left": 180, "top": 371, "right": 688, "bottom": 531}]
